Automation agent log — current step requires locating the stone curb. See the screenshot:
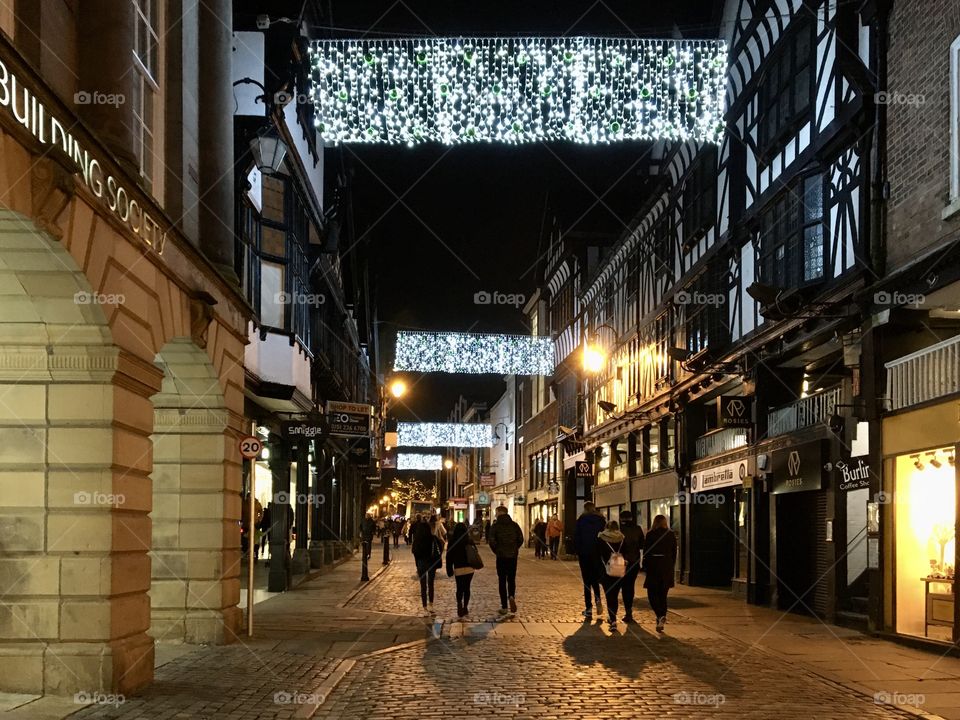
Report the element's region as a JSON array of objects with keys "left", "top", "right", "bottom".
[
  {"left": 337, "top": 558, "right": 393, "bottom": 608},
  {"left": 293, "top": 658, "right": 356, "bottom": 719}
]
